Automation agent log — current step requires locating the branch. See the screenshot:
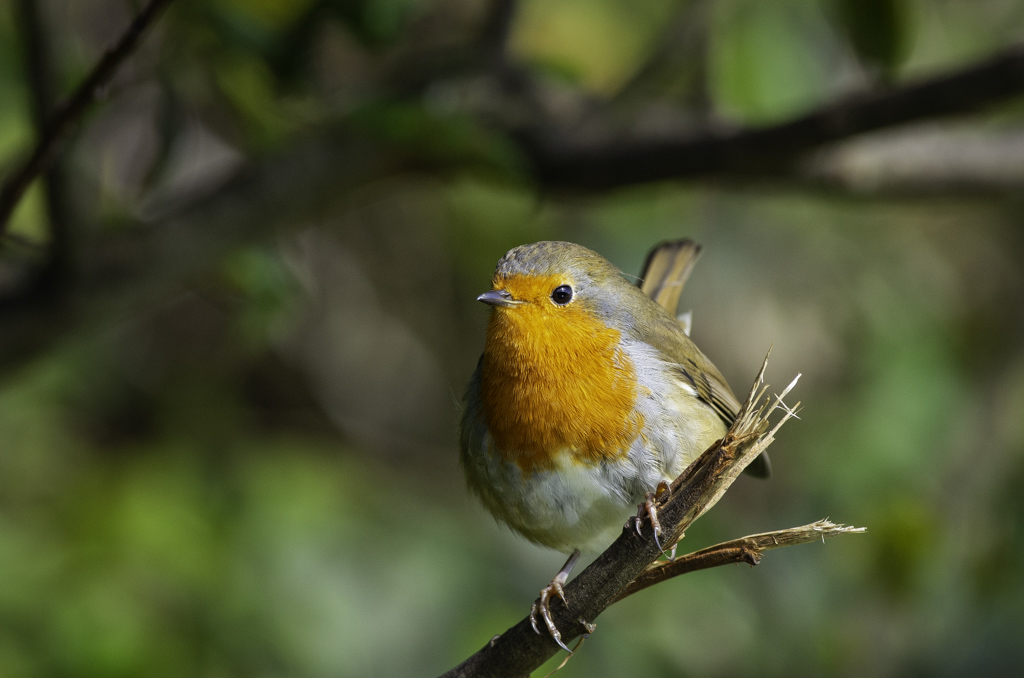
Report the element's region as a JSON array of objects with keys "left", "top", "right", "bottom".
[
  {"left": 0, "top": 0, "right": 176, "bottom": 234},
  {"left": 480, "top": 0, "right": 517, "bottom": 66},
  {"left": 439, "top": 356, "right": 845, "bottom": 678},
  {"left": 13, "top": 0, "right": 72, "bottom": 291},
  {"left": 799, "top": 124, "right": 1024, "bottom": 197},
  {"left": 613, "top": 520, "right": 866, "bottom": 602},
  {"left": 15, "top": 0, "right": 58, "bottom": 139},
  {"left": 521, "top": 43, "right": 1024, "bottom": 190},
  {"left": 0, "top": 131, "right": 397, "bottom": 375}
]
